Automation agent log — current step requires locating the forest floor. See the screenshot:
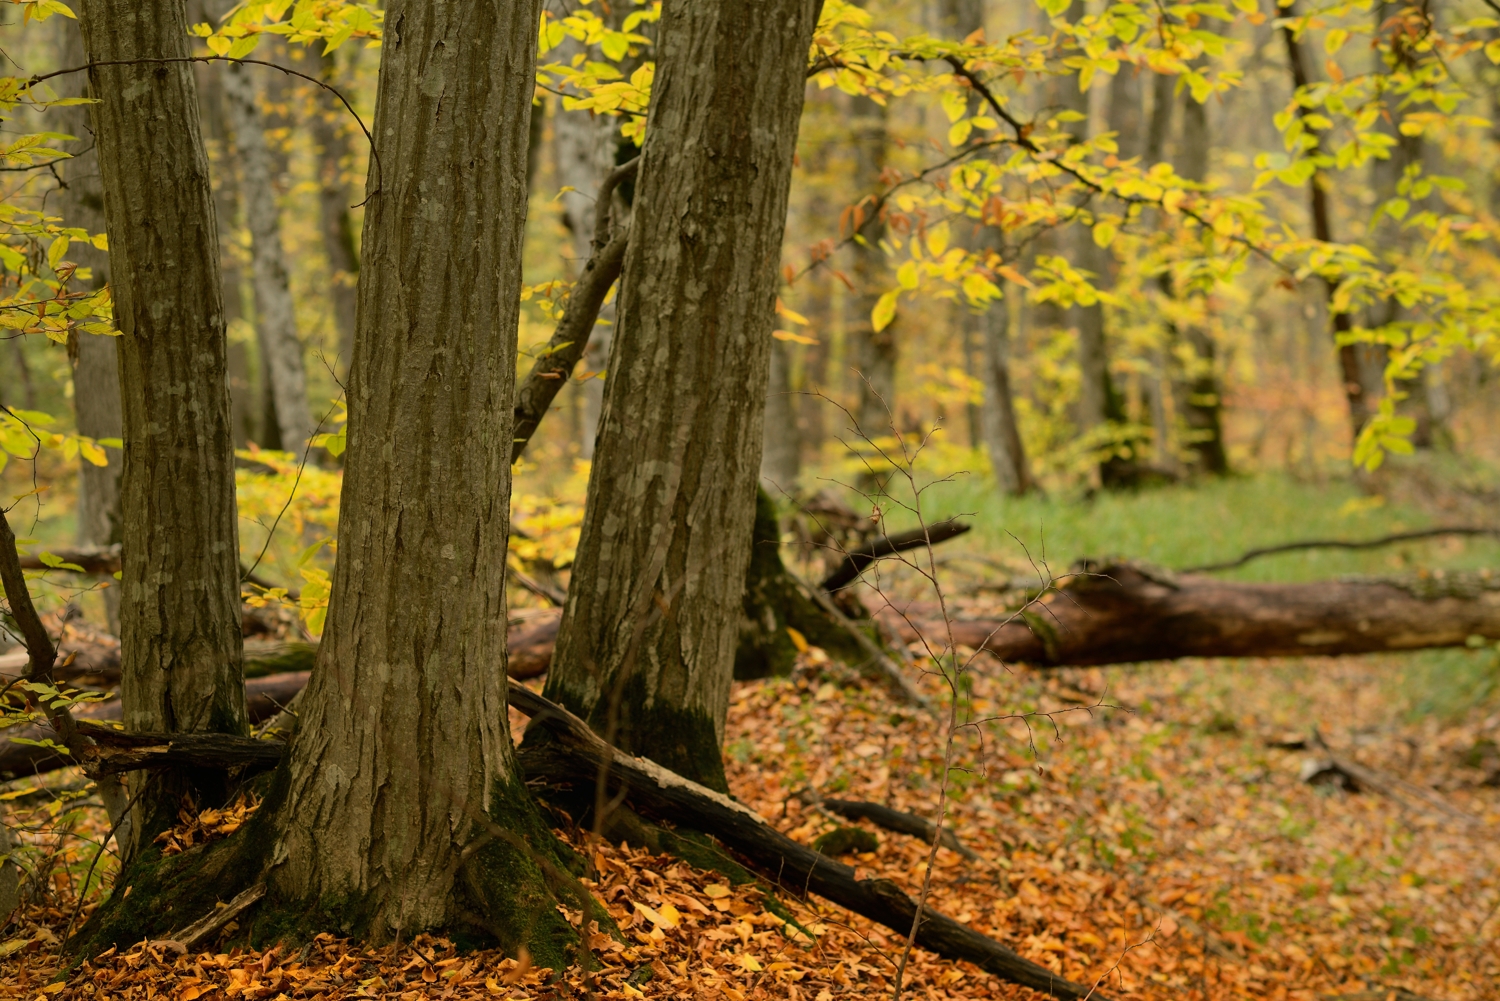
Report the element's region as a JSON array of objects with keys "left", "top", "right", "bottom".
[{"left": 2, "top": 641, "right": 1497, "bottom": 1001}]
